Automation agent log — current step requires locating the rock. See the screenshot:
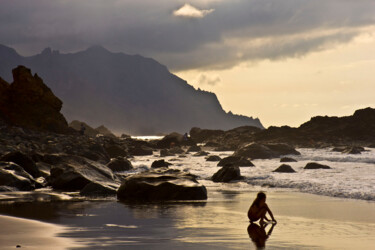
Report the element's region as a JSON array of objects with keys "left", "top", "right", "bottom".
[
  {"left": 117, "top": 169, "right": 207, "bottom": 201},
  {"left": 193, "top": 151, "right": 209, "bottom": 157},
  {"left": 234, "top": 143, "right": 300, "bottom": 160},
  {"left": 156, "top": 133, "right": 187, "bottom": 148},
  {"left": 104, "top": 144, "right": 128, "bottom": 158},
  {"left": 169, "top": 147, "right": 185, "bottom": 154},
  {"left": 129, "top": 146, "right": 153, "bottom": 156},
  {"left": 206, "top": 155, "right": 222, "bottom": 162},
  {"left": 187, "top": 145, "right": 201, "bottom": 152},
  {"left": 0, "top": 151, "right": 40, "bottom": 178},
  {"left": 280, "top": 157, "right": 297, "bottom": 162},
  {"left": 151, "top": 159, "right": 172, "bottom": 168},
  {"left": 160, "top": 149, "right": 175, "bottom": 157},
  {"left": 332, "top": 146, "right": 365, "bottom": 154},
  {"left": 0, "top": 162, "right": 36, "bottom": 191},
  {"left": 218, "top": 156, "right": 254, "bottom": 167},
  {"left": 0, "top": 66, "right": 69, "bottom": 133},
  {"left": 211, "top": 166, "right": 242, "bottom": 182},
  {"left": 95, "top": 125, "right": 116, "bottom": 138},
  {"left": 204, "top": 142, "right": 221, "bottom": 147},
  {"left": 273, "top": 164, "right": 296, "bottom": 173},
  {"left": 69, "top": 120, "right": 98, "bottom": 136},
  {"left": 80, "top": 182, "right": 118, "bottom": 197},
  {"left": 106, "top": 157, "right": 133, "bottom": 172},
  {"left": 304, "top": 162, "right": 331, "bottom": 169},
  {"left": 49, "top": 155, "right": 118, "bottom": 191}
]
